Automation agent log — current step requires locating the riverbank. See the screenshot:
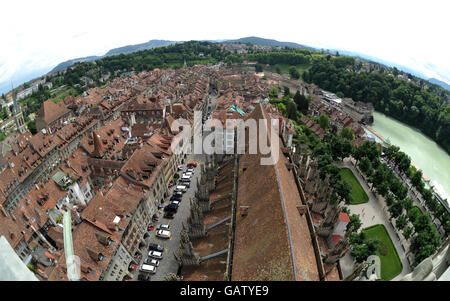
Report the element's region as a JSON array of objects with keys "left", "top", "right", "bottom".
[{"left": 367, "top": 111, "right": 450, "bottom": 203}]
